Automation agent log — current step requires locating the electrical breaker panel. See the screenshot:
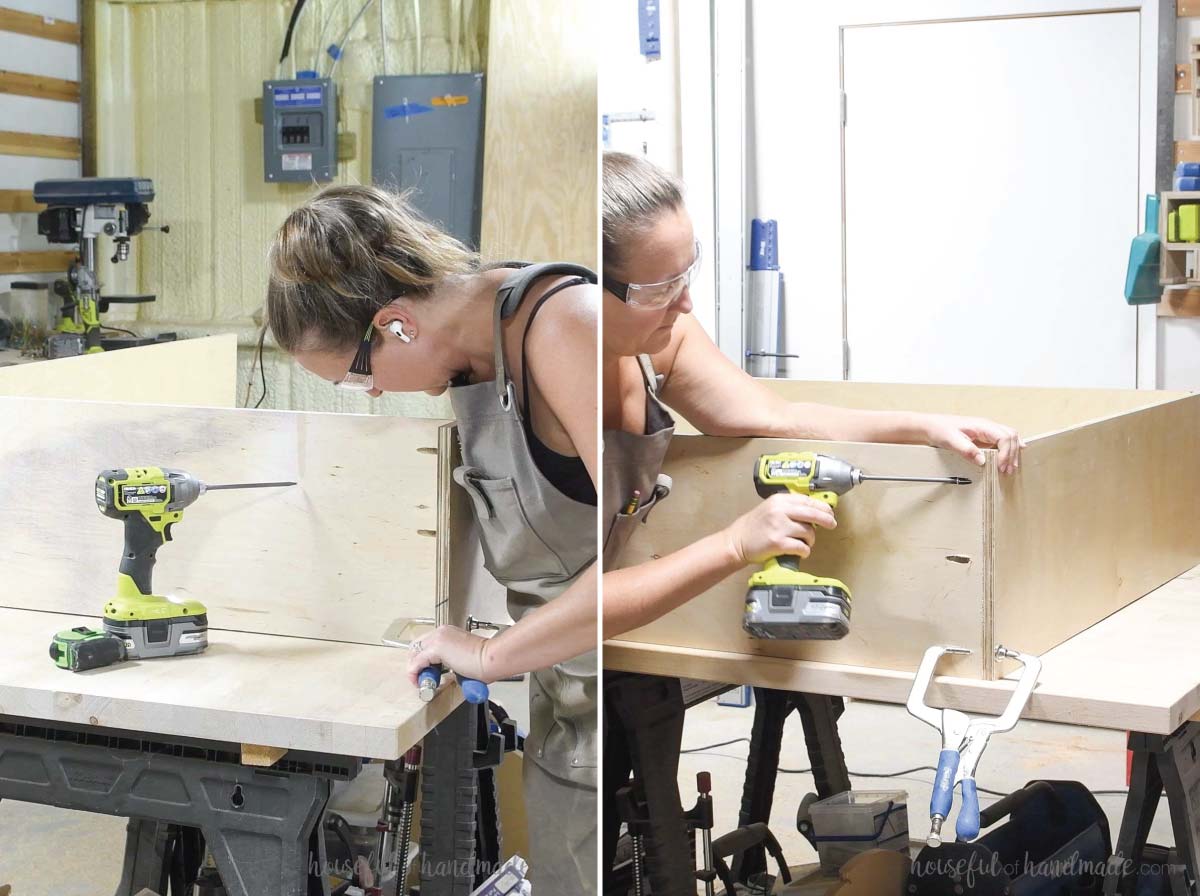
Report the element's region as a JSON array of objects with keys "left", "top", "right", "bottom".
[
  {"left": 371, "top": 73, "right": 485, "bottom": 248},
  {"left": 262, "top": 78, "right": 337, "bottom": 183}
]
